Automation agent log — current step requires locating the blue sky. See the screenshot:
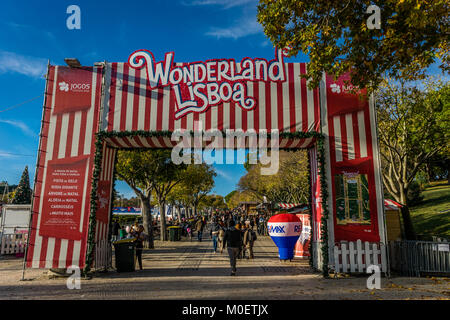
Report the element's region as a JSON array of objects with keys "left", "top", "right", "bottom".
[
  {"left": 1, "top": 1, "right": 446, "bottom": 200},
  {"left": 0, "top": 0, "right": 310, "bottom": 199}
]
